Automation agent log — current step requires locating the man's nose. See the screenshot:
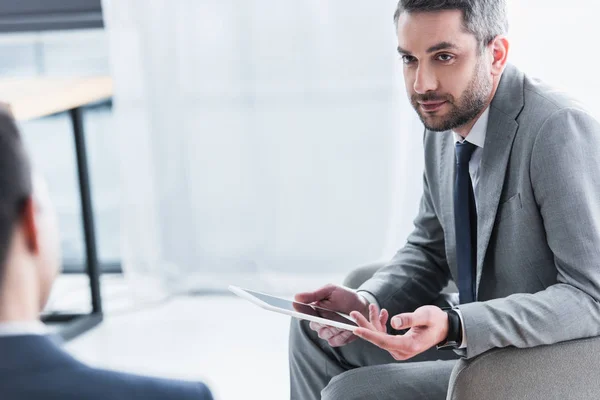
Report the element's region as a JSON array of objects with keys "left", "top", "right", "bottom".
[{"left": 413, "top": 65, "right": 438, "bottom": 94}]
